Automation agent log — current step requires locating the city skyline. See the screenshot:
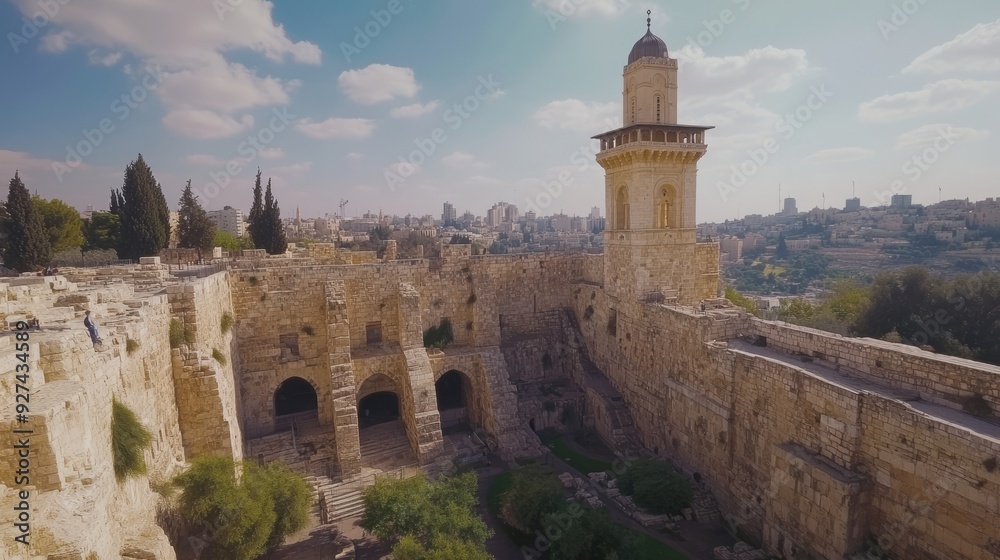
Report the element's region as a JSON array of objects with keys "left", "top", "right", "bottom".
[{"left": 1, "top": 1, "right": 998, "bottom": 223}]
